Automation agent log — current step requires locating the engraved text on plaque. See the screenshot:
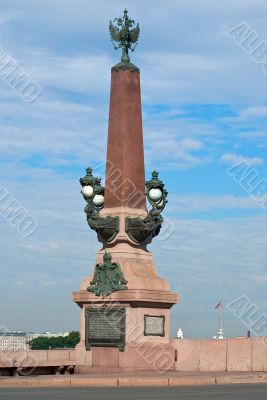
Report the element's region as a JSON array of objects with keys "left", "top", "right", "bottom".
[
  {"left": 85, "top": 307, "right": 126, "bottom": 351},
  {"left": 144, "top": 315, "right": 165, "bottom": 336}
]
